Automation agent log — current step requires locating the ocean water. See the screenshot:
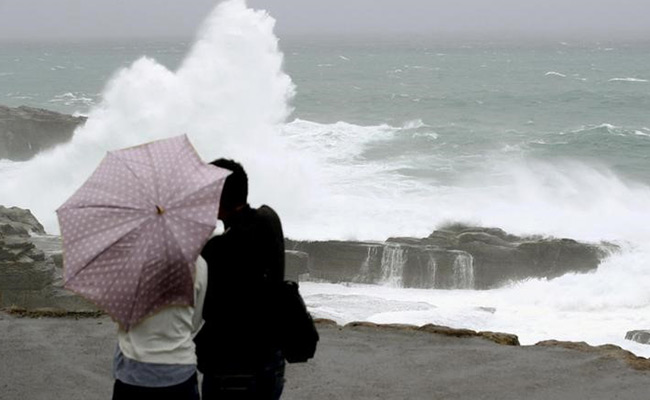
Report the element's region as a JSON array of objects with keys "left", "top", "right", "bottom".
[{"left": 1, "top": 0, "right": 650, "bottom": 356}]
